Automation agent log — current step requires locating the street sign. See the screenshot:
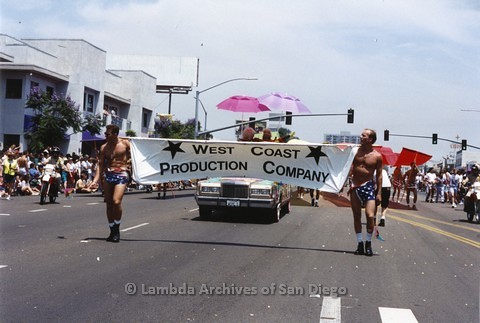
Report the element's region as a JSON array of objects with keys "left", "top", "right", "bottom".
[{"left": 450, "top": 143, "right": 461, "bottom": 150}]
